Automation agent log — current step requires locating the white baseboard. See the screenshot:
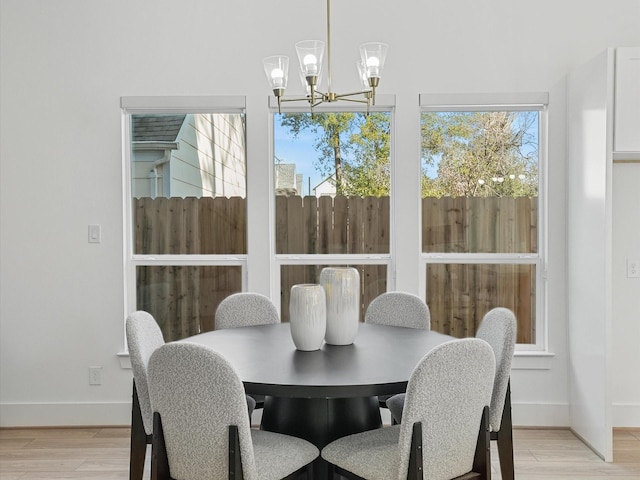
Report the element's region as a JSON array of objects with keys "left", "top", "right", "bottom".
[
  {"left": 0, "top": 402, "right": 131, "bottom": 427},
  {"left": 511, "top": 401, "right": 571, "bottom": 427},
  {"left": 612, "top": 403, "right": 640, "bottom": 428}
]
